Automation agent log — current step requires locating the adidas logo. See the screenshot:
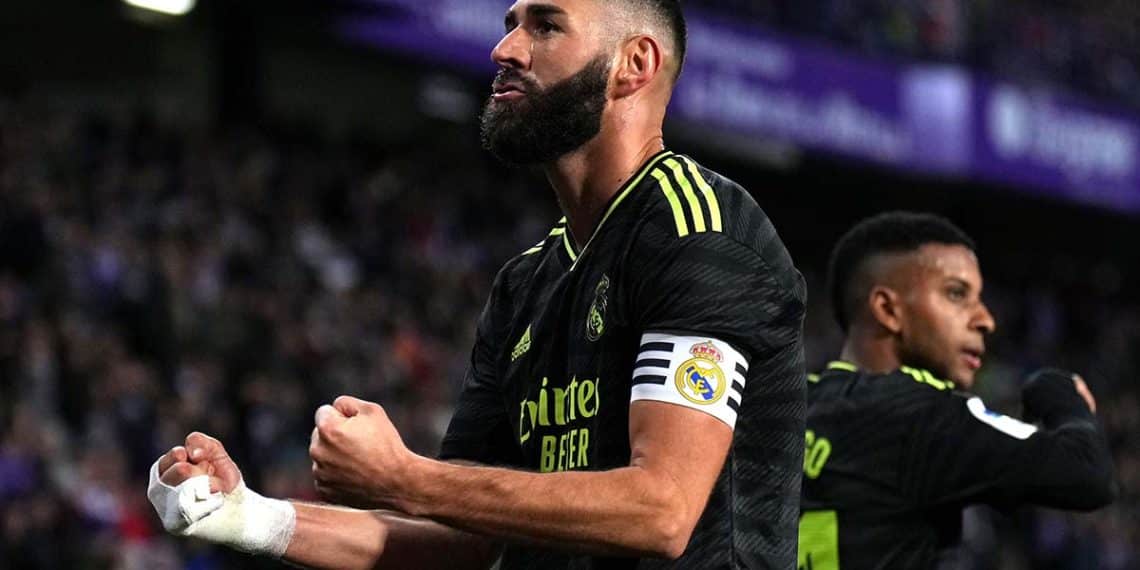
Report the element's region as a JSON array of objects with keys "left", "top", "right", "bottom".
[{"left": 511, "top": 325, "right": 532, "bottom": 362}]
